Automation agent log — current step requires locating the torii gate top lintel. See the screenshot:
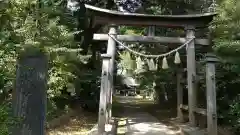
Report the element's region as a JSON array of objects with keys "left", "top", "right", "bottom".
[{"left": 85, "top": 4, "right": 217, "bottom": 28}]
